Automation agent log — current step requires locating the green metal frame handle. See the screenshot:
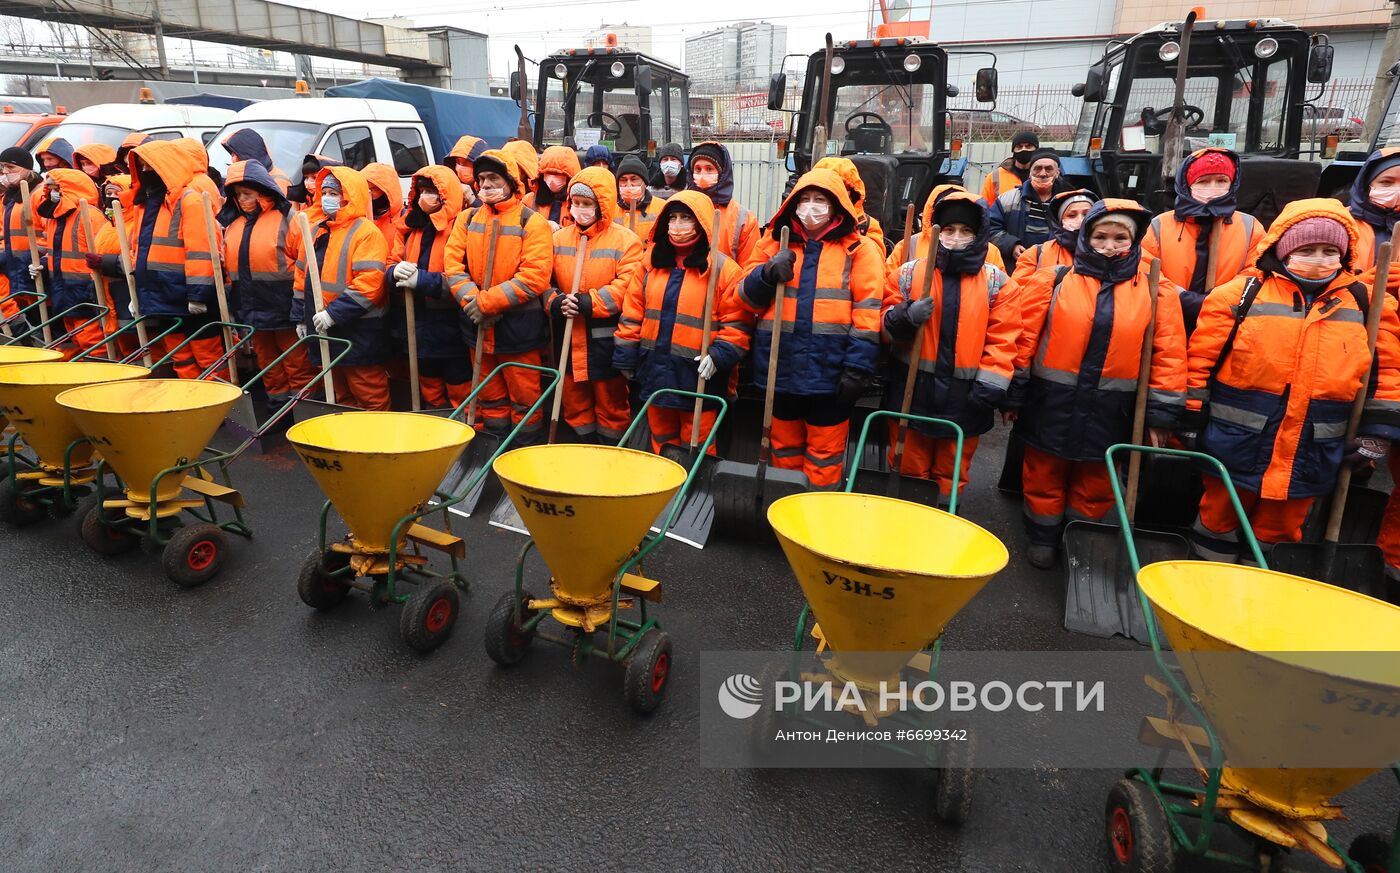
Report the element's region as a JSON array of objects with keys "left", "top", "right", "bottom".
[
  {"left": 0, "top": 292, "right": 48, "bottom": 342},
  {"left": 69, "top": 314, "right": 182, "bottom": 363},
  {"left": 145, "top": 320, "right": 254, "bottom": 380},
  {"left": 6, "top": 301, "right": 108, "bottom": 348},
  {"left": 846, "top": 409, "right": 965, "bottom": 517}
]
